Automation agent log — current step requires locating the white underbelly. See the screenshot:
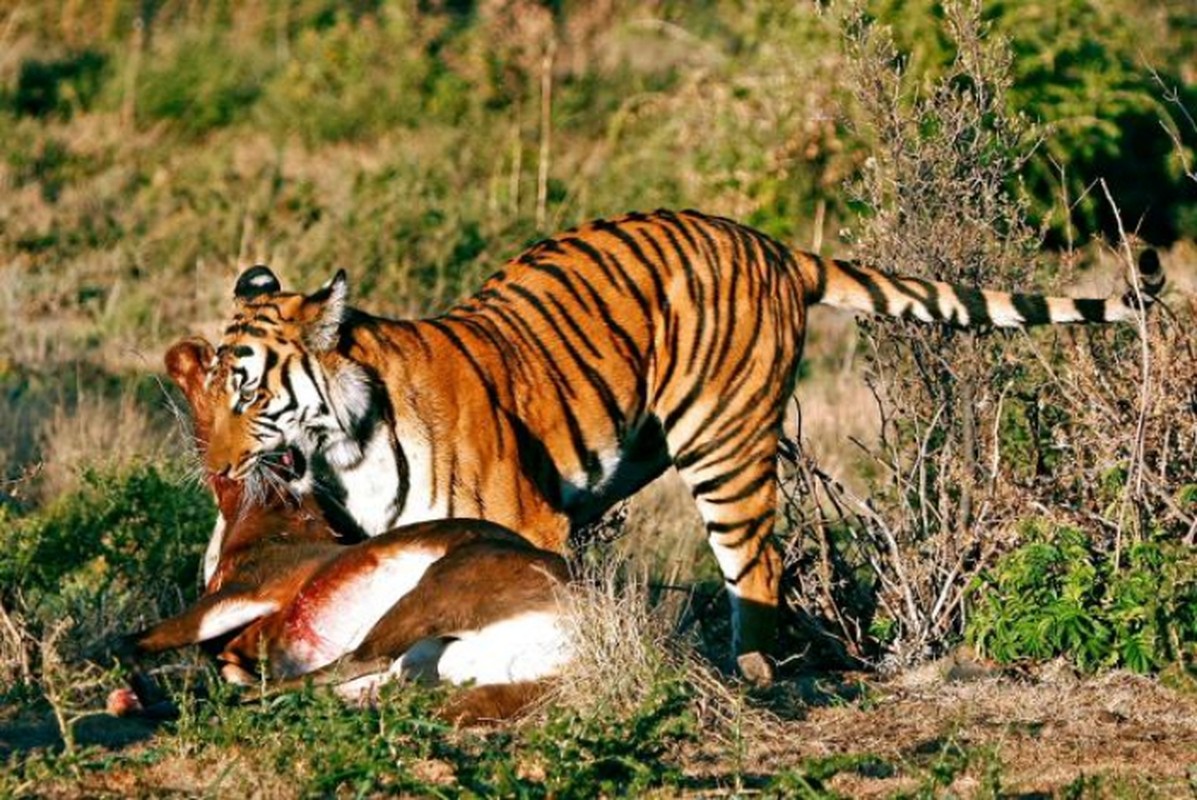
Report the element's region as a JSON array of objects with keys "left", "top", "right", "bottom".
[{"left": 436, "top": 611, "right": 574, "bottom": 686}]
